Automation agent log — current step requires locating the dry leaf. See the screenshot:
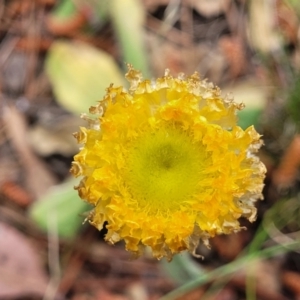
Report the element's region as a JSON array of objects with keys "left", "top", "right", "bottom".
[
  {"left": 185, "top": 0, "right": 230, "bottom": 18},
  {"left": 282, "top": 271, "right": 300, "bottom": 297},
  {"left": 0, "top": 222, "right": 48, "bottom": 298},
  {"left": 143, "top": 0, "right": 230, "bottom": 17},
  {"left": 276, "top": 0, "right": 299, "bottom": 45},
  {"left": 248, "top": 0, "right": 281, "bottom": 53},
  {"left": 233, "top": 259, "right": 286, "bottom": 300},
  {"left": 211, "top": 231, "right": 250, "bottom": 261},
  {"left": 219, "top": 36, "right": 247, "bottom": 78},
  {"left": 28, "top": 116, "right": 86, "bottom": 156}
]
